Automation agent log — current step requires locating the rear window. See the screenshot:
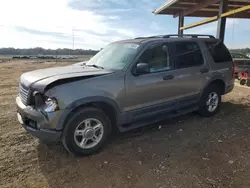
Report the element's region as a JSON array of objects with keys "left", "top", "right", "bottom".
[
  {"left": 175, "top": 41, "right": 204, "bottom": 69},
  {"left": 206, "top": 41, "right": 232, "bottom": 63}
]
